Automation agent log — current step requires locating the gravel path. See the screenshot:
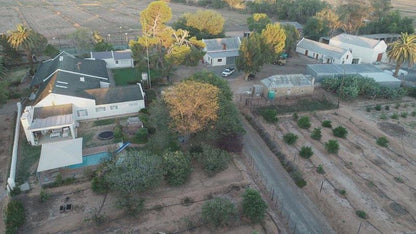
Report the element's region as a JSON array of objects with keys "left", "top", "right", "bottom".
[{"left": 241, "top": 118, "right": 335, "bottom": 234}]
